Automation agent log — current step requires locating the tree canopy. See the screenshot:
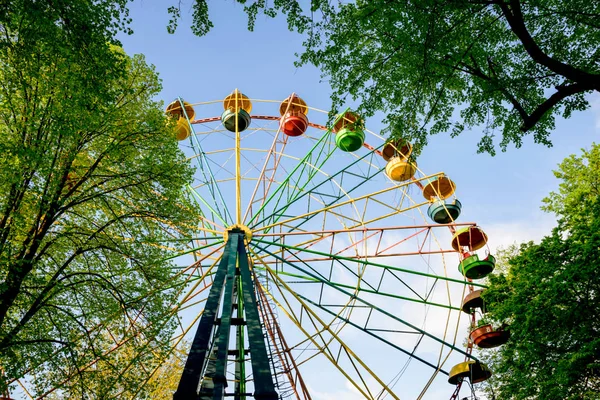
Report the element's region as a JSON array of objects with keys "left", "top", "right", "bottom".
[
  {"left": 0, "top": 0, "right": 199, "bottom": 396},
  {"left": 481, "top": 144, "right": 600, "bottom": 399},
  {"left": 180, "top": 0, "right": 600, "bottom": 154}
]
